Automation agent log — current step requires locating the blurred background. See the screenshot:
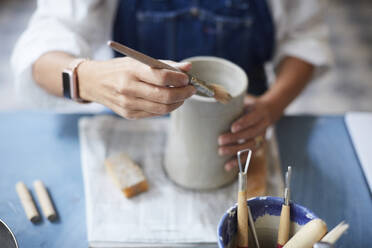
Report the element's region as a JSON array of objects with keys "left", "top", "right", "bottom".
[{"left": 0, "top": 0, "right": 371, "bottom": 113}]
